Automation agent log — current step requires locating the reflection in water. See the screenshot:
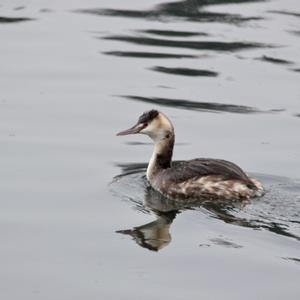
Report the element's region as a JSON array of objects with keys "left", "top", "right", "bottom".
[
  {"left": 115, "top": 162, "right": 148, "bottom": 177},
  {"left": 84, "top": 0, "right": 272, "bottom": 120},
  {"left": 103, "top": 51, "right": 197, "bottom": 59},
  {"left": 13, "top": 6, "right": 25, "bottom": 11},
  {"left": 121, "top": 95, "right": 263, "bottom": 114},
  {"left": 140, "top": 29, "right": 207, "bottom": 37},
  {"left": 269, "top": 10, "right": 300, "bottom": 18},
  {"left": 0, "top": 16, "right": 33, "bottom": 23},
  {"left": 258, "top": 55, "right": 293, "bottom": 65},
  {"left": 103, "top": 35, "right": 264, "bottom": 52},
  {"left": 111, "top": 163, "right": 300, "bottom": 251},
  {"left": 283, "top": 257, "right": 300, "bottom": 264},
  {"left": 151, "top": 66, "right": 218, "bottom": 77},
  {"left": 115, "top": 180, "right": 247, "bottom": 252},
  {"left": 290, "top": 30, "right": 300, "bottom": 37},
  {"left": 117, "top": 211, "right": 176, "bottom": 252},
  {"left": 209, "top": 237, "right": 243, "bottom": 248},
  {"left": 78, "top": 0, "right": 264, "bottom": 23}
]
